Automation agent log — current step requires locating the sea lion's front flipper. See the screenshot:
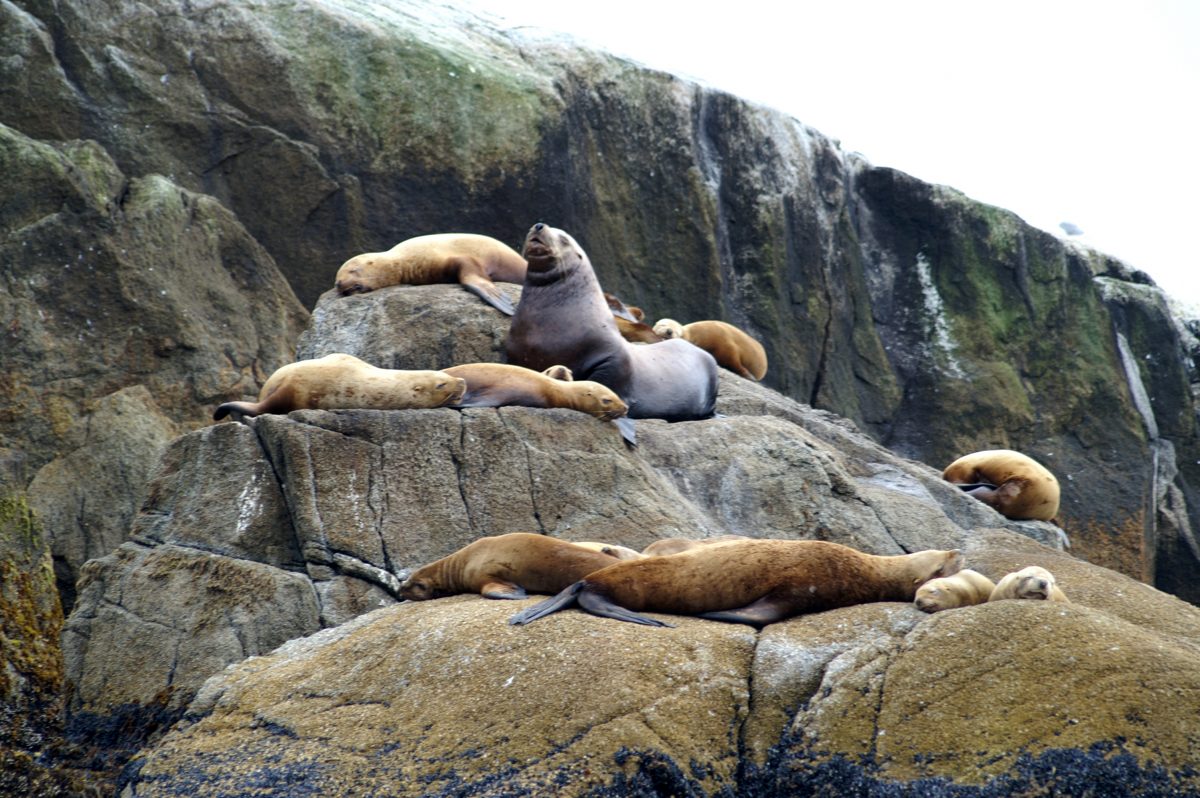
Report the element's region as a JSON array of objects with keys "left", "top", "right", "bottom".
[
  {"left": 508, "top": 582, "right": 584, "bottom": 625},
  {"left": 480, "top": 581, "right": 527, "bottom": 600},
  {"left": 577, "top": 589, "right": 673, "bottom": 627},
  {"left": 698, "top": 595, "right": 792, "bottom": 627},
  {"left": 460, "top": 270, "right": 516, "bottom": 315},
  {"left": 613, "top": 417, "right": 637, "bottom": 446}
]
